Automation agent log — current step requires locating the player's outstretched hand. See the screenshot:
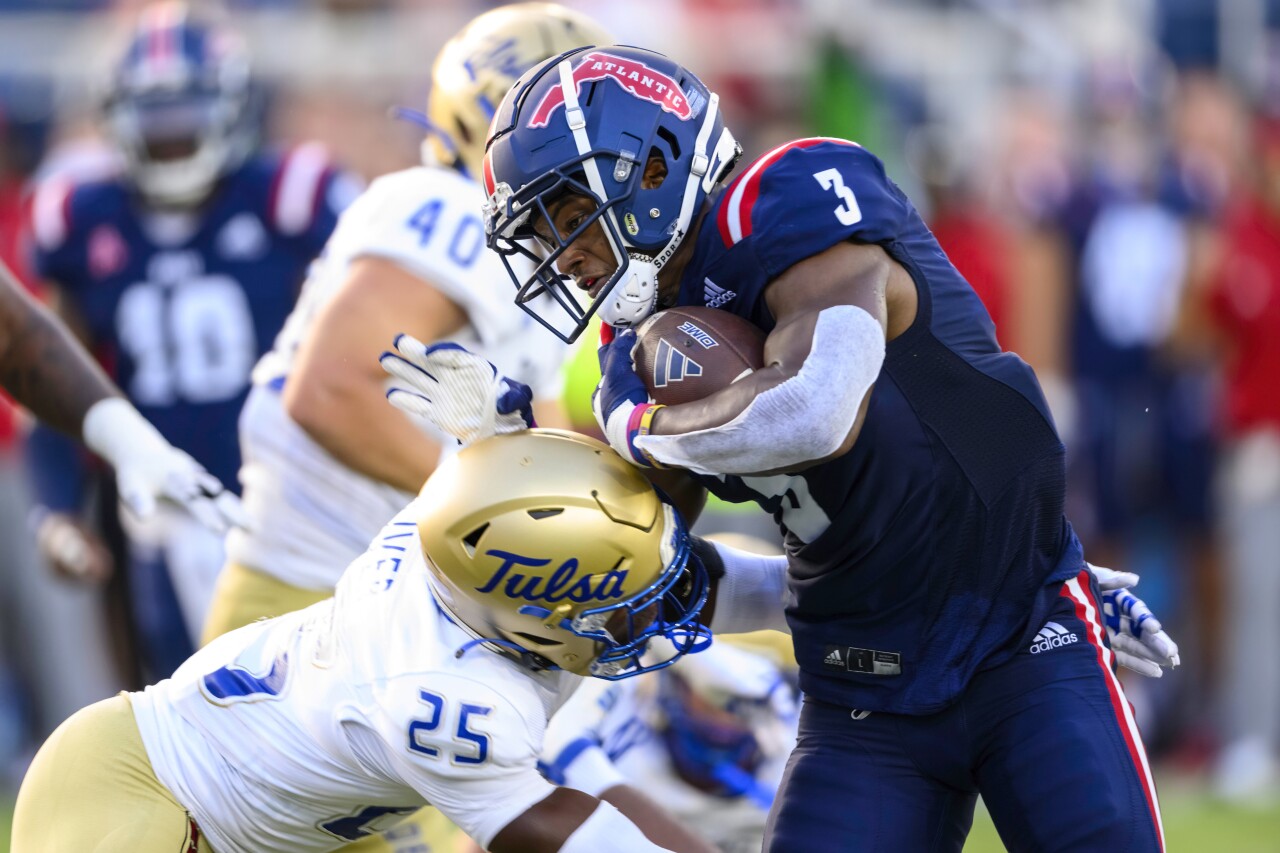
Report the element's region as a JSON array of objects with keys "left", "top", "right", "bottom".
[
  {"left": 594, "top": 327, "right": 661, "bottom": 467},
  {"left": 381, "top": 335, "right": 534, "bottom": 446},
  {"left": 83, "top": 398, "right": 247, "bottom": 534},
  {"left": 1088, "top": 562, "right": 1181, "bottom": 678}
]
